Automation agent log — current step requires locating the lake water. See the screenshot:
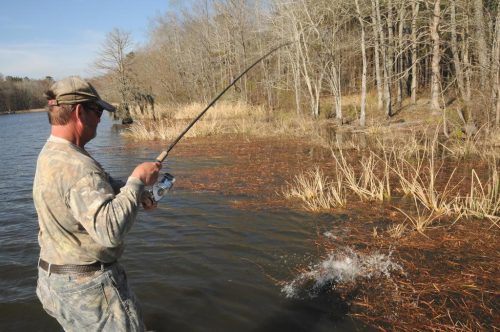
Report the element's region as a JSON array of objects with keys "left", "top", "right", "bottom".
[{"left": 0, "top": 112, "right": 371, "bottom": 331}]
